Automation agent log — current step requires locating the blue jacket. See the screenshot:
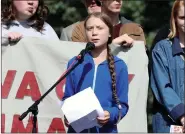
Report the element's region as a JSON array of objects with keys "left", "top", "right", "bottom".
[
  {"left": 62, "top": 53, "right": 129, "bottom": 133},
  {"left": 150, "top": 37, "right": 184, "bottom": 133}
]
